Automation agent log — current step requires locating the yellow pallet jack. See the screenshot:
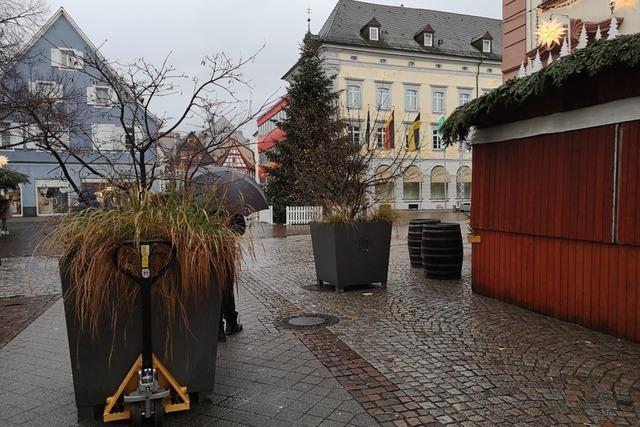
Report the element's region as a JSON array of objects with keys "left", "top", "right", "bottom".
[{"left": 103, "top": 239, "right": 190, "bottom": 425}]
